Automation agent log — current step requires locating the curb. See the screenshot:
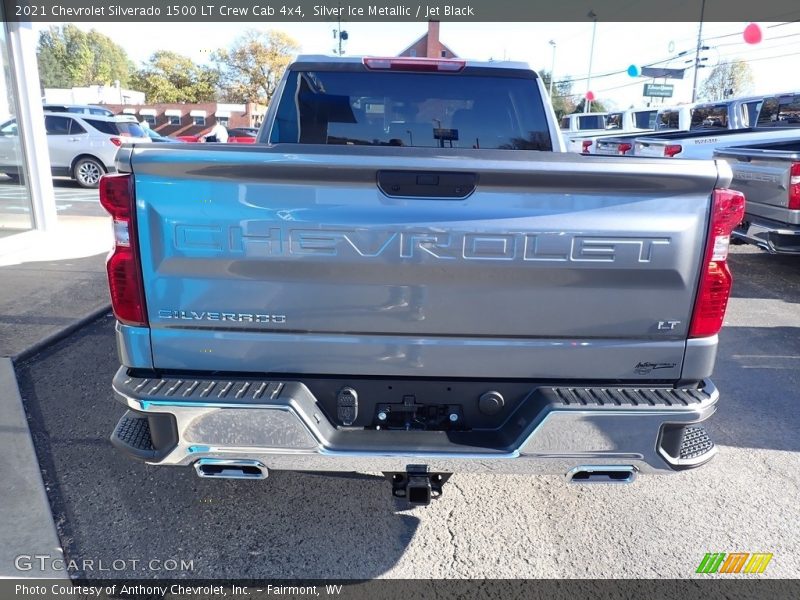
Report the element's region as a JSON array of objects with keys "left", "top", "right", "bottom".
[
  {"left": 0, "top": 304, "right": 111, "bottom": 579},
  {"left": 0, "top": 358, "right": 68, "bottom": 579},
  {"left": 11, "top": 304, "right": 112, "bottom": 365}
]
